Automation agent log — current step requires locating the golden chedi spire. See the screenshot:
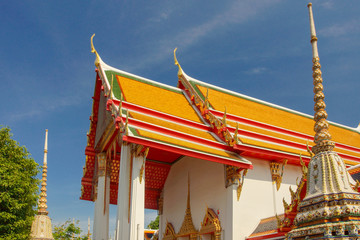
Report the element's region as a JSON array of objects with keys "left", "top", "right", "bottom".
[
  {"left": 38, "top": 129, "right": 49, "bottom": 215},
  {"left": 30, "top": 130, "right": 54, "bottom": 240},
  {"left": 286, "top": 4, "right": 360, "bottom": 239},
  {"left": 308, "top": 3, "right": 335, "bottom": 155}
]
